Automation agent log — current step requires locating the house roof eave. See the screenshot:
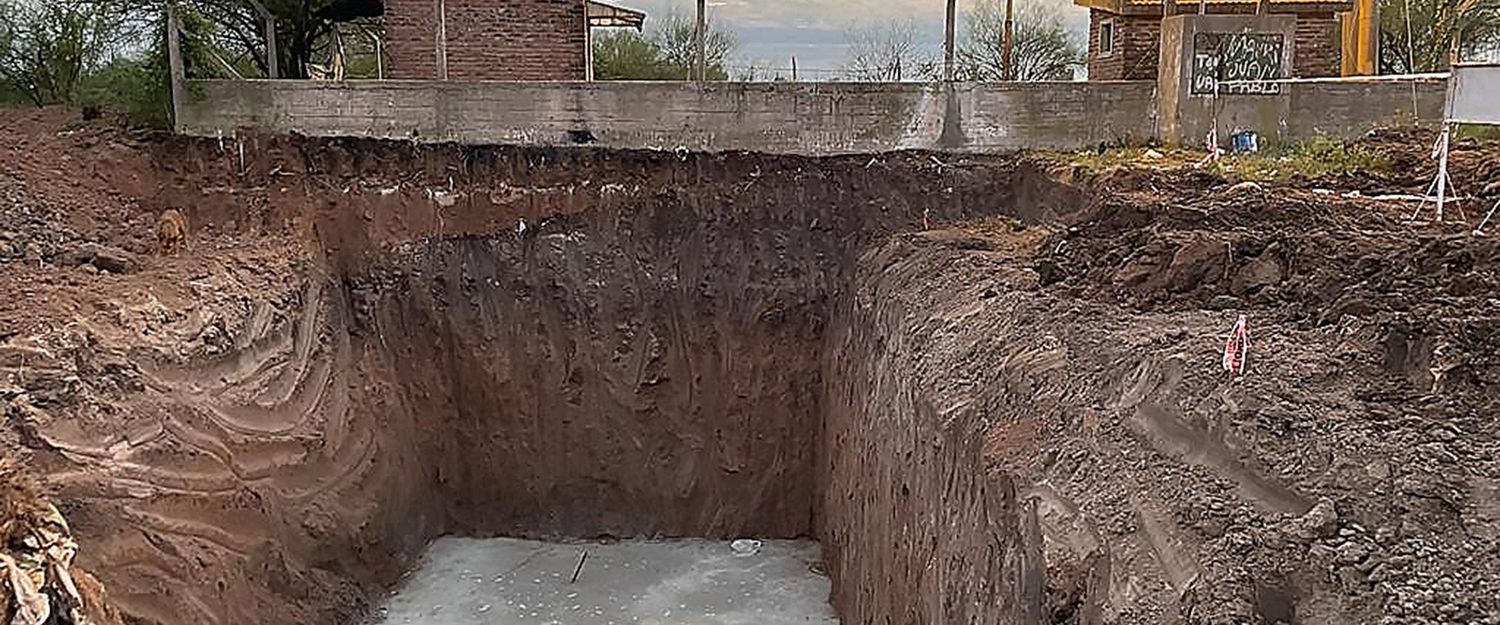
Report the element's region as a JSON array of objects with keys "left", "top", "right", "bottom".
[{"left": 587, "top": 0, "right": 647, "bottom": 30}]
